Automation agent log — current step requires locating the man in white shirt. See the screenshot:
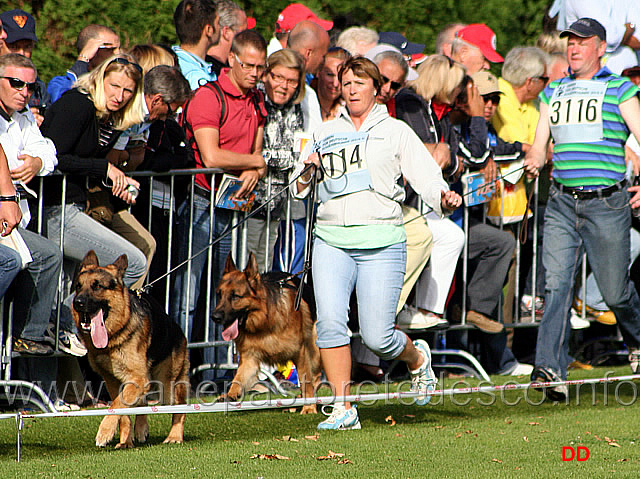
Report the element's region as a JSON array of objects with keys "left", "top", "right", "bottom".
[
  {"left": 0, "top": 53, "right": 66, "bottom": 357},
  {"left": 552, "top": 0, "right": 640, "bottom": 73},
  {"left": 287, "top": 20, "right": 329, "bottom": 133}
]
